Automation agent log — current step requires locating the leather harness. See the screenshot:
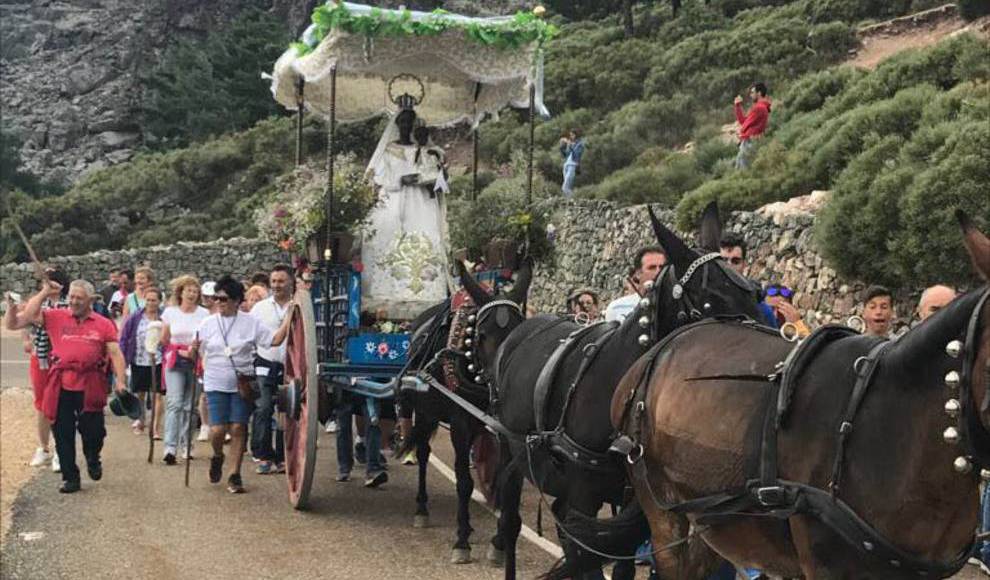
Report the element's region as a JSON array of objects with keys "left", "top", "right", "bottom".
[{"left": 614, "top": 289, "right": 990, "bottom": 578}]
